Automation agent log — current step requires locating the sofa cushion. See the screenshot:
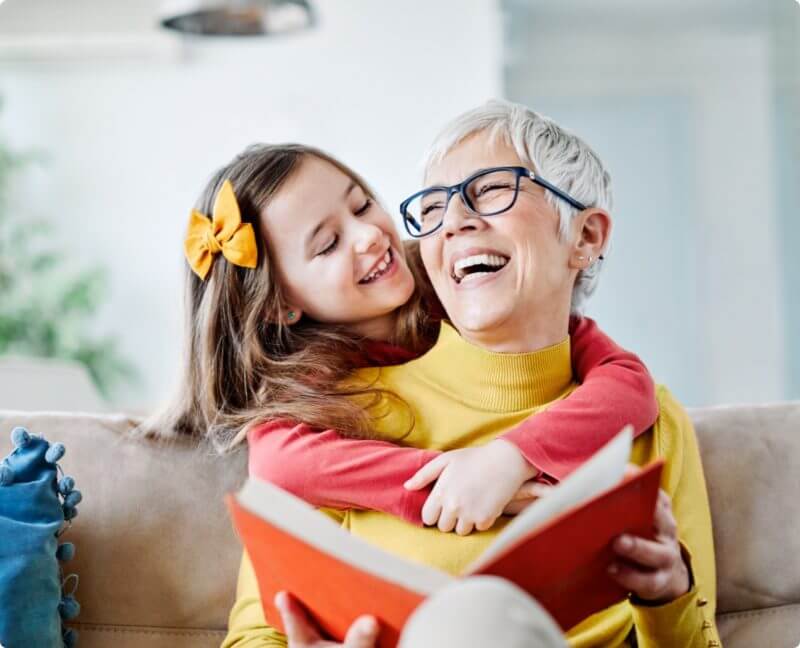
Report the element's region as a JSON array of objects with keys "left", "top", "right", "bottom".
[
  {"left": 690, "top": 401, "right": 800, "bottom": 647},
  {"left": 690, "top": 402, "right": 800, "bottom": 612},
  {"left": 716, "top": 603, "right": 800, "bottom": 647},
  {"left": 0, "top": 411, "right": 247, "bottom": 648}
]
